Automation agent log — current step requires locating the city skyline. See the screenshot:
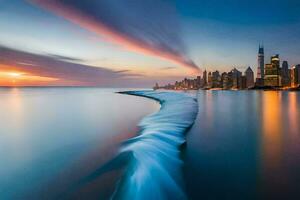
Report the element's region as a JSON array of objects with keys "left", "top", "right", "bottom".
[
  {"left": 1, "top": 0, "right": 300, "bottom": 86},
  {"left": 1, "top": 2, "right": 300, "bottom": 200},
  {"left": 158, "top": 45, "right": 300, "bottom": 90}
]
